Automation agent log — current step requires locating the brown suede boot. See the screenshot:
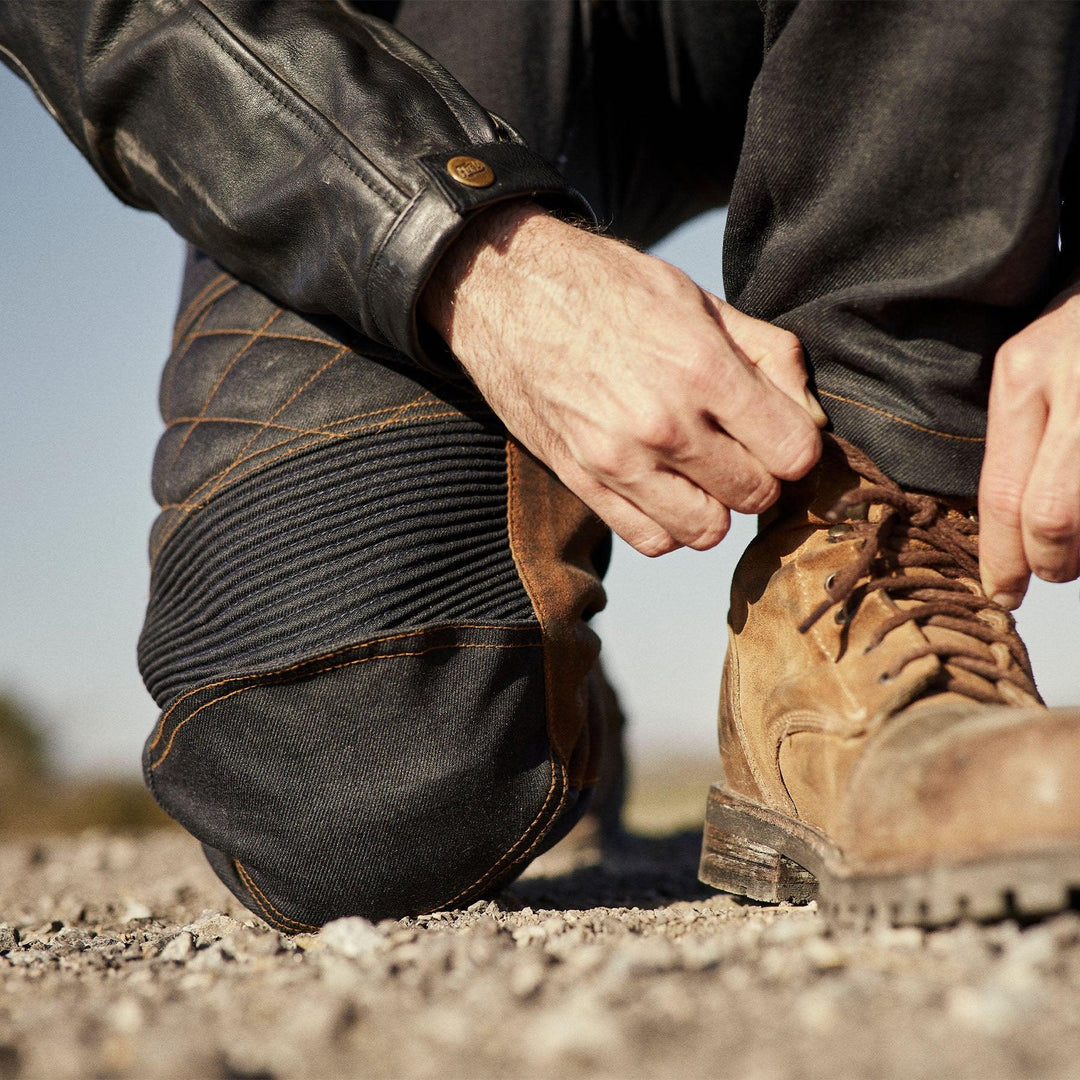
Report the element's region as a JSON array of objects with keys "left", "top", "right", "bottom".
[{"left": 699, "top": 435, "right": 1080, "bottom": 927}]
